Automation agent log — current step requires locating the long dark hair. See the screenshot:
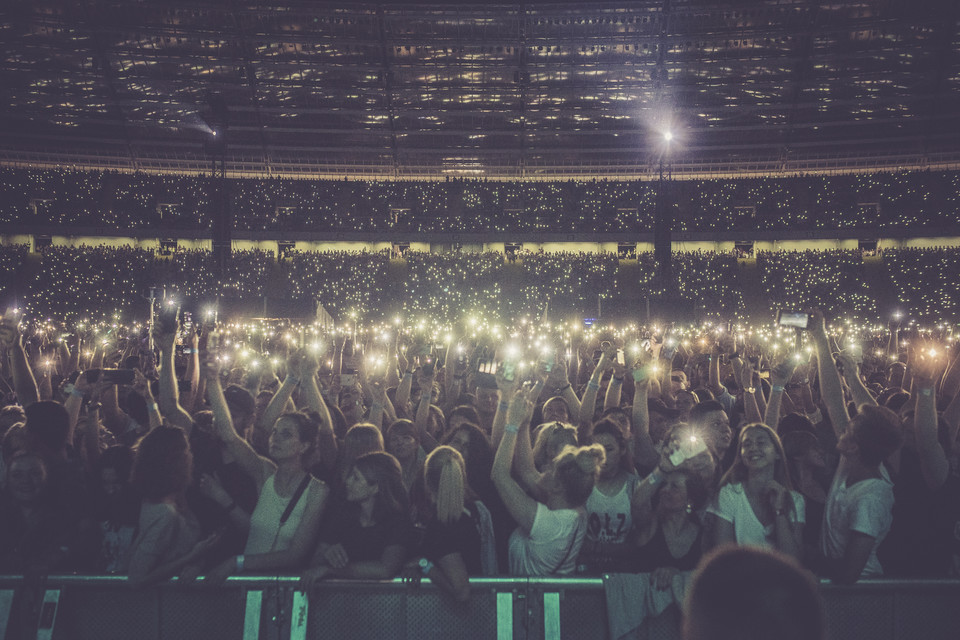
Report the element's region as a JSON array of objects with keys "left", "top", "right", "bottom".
[
  {"left": 132, "top": 425, "right": 192, "bottom": 502},
  {"left": 351, "top": 452, "right": 409, "bottom": 524}
]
